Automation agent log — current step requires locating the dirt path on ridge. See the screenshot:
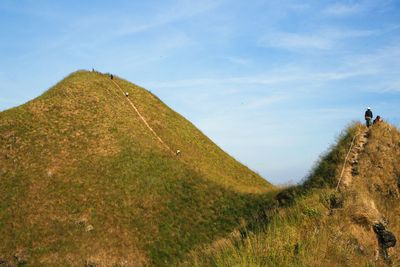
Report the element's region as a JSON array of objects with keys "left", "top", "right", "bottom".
[{"left": 341, "top": 128, "right": 369, "bottom": 187}]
